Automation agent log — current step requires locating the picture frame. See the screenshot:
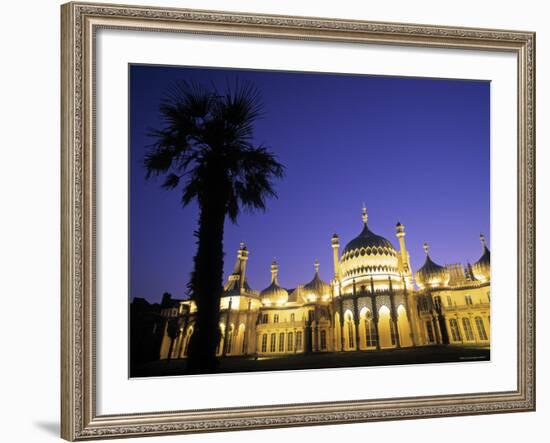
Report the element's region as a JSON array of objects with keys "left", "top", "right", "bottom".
[{"left": 61, "top": 1, "right": 536, "bottom": 440}]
